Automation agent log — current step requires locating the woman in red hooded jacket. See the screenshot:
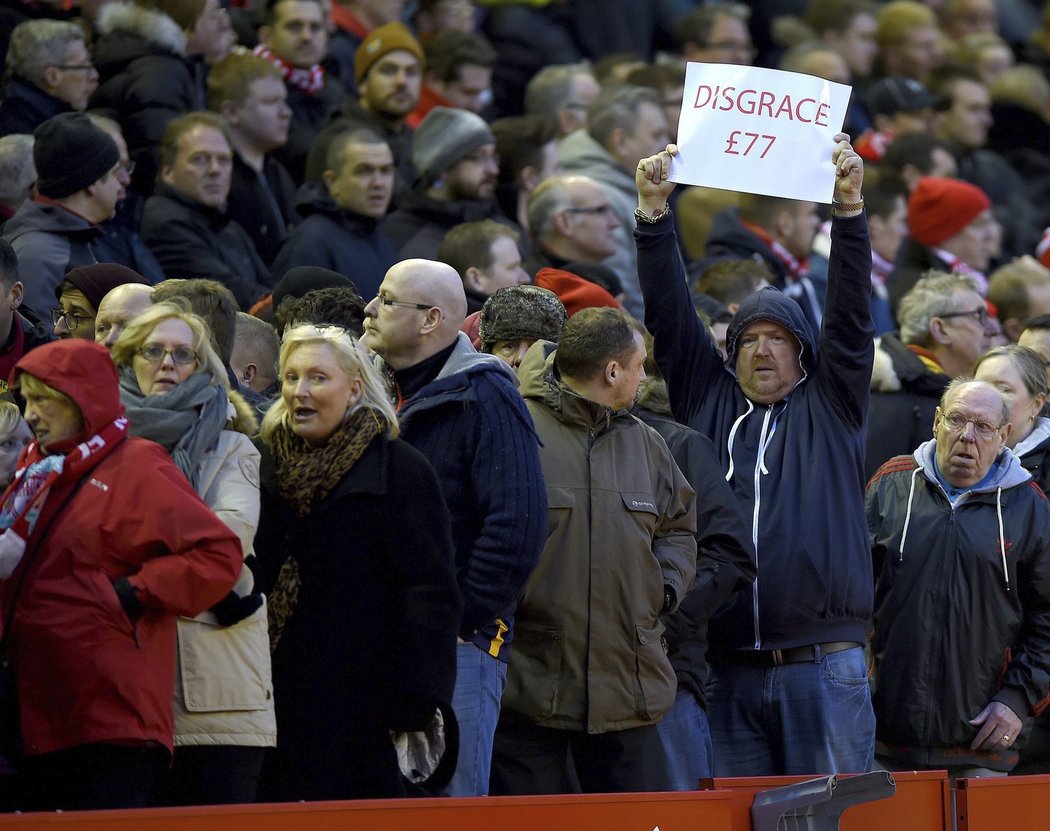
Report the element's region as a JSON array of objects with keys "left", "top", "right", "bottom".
[{"left": 0, "top": 339, "right": 242, "bottom": 812}]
